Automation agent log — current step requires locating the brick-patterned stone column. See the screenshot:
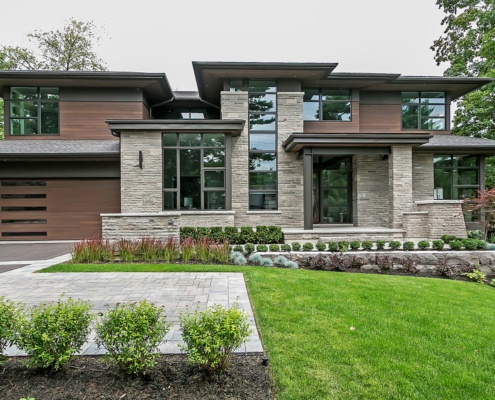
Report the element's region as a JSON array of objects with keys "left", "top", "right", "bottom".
[
  {"left": 120, "top": 131, "right": 163, "bottom": 213},
  {"left": 412, "top": 153, "right": 434, "bottom": 204},
  {"left": 389, "top": 145, "right": 413, "bottom": 229}
]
